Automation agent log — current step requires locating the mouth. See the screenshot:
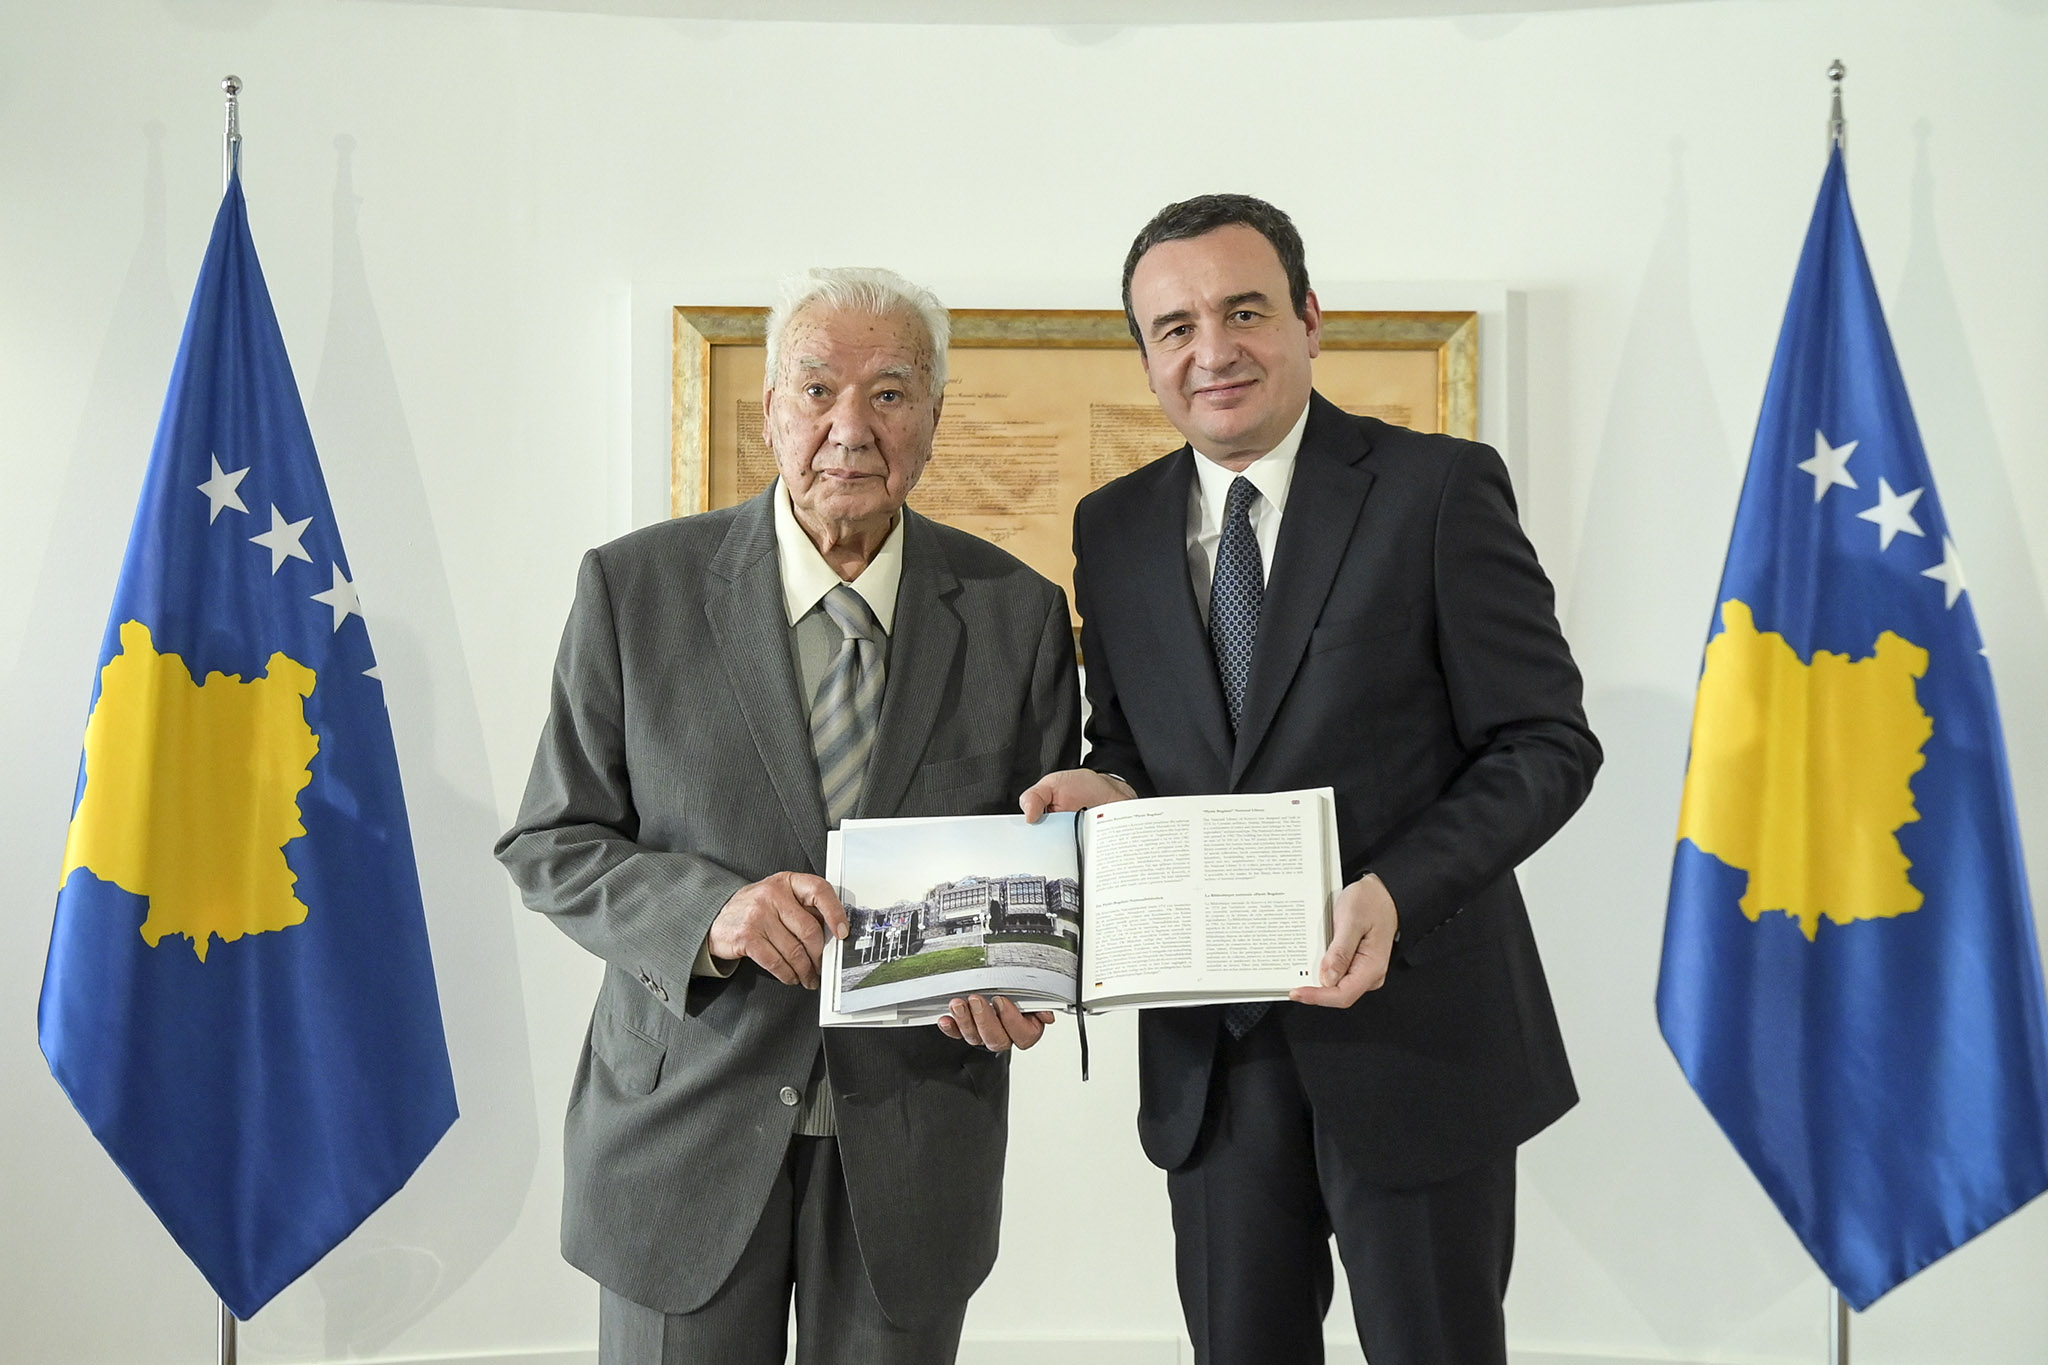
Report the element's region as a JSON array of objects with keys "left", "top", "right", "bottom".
[{"left": 1192, "top": 379, "right": 1256, "bottom": 403}]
